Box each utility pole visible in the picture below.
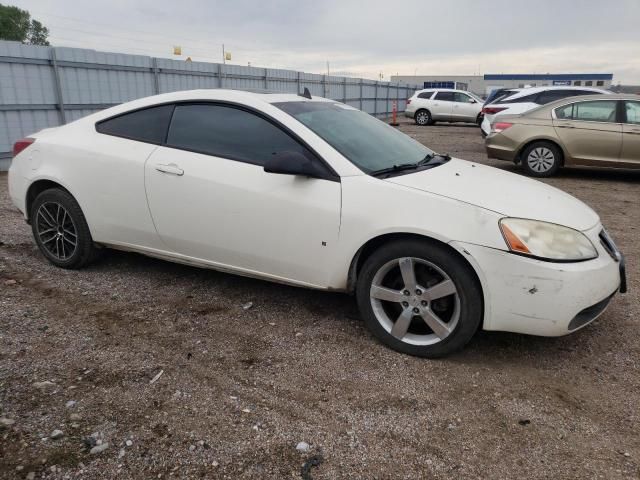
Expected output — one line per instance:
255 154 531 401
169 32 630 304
222 44 226 64
327 61 330 76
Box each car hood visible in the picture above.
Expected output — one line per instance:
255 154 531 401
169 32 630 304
385 159 599 231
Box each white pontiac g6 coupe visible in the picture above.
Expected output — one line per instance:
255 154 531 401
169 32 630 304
8 89 626 357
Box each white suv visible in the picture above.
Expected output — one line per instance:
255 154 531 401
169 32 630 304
480 86 611 136
405 88 484 126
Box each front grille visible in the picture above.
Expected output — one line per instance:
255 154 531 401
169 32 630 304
568 292 616 331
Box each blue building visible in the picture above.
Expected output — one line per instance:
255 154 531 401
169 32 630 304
391 73 614 97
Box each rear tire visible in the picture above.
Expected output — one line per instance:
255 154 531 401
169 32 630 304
30 188 99 269
356 240 483 358
414 109 433 126
521 141 562 177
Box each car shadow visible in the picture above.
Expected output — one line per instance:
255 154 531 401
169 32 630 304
487 162 640 183
553 166 640 182
431 123 479 129
88 249 610 366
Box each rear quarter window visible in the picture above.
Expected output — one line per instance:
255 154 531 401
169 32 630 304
96 105 174 144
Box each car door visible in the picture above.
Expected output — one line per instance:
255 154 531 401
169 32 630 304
621 100 640 165
553 100 622 165
430 91 454 120
144 102 341 288
451 92 479 122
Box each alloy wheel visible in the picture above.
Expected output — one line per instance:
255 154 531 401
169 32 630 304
416 112 429 125
527 147 555 173
36 202 78 261
369 257 460 346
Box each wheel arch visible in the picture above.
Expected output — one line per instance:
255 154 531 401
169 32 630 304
516 138 567 166
346 232 487 329
347 233 481 291
25 178 74 223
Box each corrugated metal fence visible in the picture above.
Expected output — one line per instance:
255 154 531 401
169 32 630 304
0 40 419 171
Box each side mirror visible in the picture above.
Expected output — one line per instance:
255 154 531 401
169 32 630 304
468 98 476 103
264 151 324 178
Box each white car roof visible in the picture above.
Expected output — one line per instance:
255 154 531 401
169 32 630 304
502 86 610 101
415 88 469 93
75 89 334 124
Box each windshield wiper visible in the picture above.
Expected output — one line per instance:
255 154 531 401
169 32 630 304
369 163 421 178
417 152 451 166
370 153 452 178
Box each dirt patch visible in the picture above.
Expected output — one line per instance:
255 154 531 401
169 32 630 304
0 121 639 479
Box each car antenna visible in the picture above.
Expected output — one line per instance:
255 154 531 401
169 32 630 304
299 87 312 100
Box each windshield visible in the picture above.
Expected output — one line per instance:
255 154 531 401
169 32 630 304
273 101 435 174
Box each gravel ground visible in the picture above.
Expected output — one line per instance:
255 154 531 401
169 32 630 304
1 118 639 479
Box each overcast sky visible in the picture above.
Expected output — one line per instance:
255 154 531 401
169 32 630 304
10 0 640 83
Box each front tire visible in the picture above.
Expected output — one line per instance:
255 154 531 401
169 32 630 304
31 188 98 269
356 240 482 358
521 141 562 177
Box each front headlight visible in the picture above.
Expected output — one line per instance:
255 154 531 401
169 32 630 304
499 218 597 261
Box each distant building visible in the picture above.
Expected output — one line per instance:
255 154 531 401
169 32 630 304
391 73 614 97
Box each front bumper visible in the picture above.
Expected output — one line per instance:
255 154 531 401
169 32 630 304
451 225 624 337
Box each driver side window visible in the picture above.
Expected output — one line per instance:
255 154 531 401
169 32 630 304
434 92 455 102
166 103 312 166
453 92 472 103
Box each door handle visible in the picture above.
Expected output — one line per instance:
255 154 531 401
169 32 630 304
155 163 184 176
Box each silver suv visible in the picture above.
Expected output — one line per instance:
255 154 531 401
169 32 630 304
405 88 484 126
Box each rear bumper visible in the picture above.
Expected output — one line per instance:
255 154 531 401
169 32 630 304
8 158 28 217
480 116 492 135
451 226 623 337
485 131 520 162
485 141 518 162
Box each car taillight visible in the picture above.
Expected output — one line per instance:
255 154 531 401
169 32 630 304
492 122 513 133
482 106 507 115
407 99 411 104
13 138 35 157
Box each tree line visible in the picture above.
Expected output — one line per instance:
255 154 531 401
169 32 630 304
0 3 50 46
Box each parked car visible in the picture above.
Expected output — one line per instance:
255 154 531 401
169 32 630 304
8 89 626 358
405 88 484 126
480 86 611 137
485 93 640 176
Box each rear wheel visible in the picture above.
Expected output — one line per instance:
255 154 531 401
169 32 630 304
31 188 98 269
356 240 483 358
521 141 562 177
414 110 433 126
